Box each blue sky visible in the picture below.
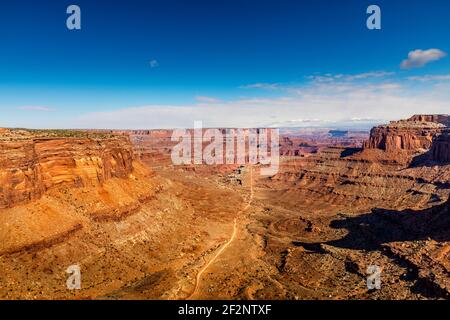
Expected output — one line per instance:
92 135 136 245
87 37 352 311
0 0 449 129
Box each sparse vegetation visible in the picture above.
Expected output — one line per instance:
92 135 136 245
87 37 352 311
0 128 119 140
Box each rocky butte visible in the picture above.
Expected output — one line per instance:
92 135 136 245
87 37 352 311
363 114 449 159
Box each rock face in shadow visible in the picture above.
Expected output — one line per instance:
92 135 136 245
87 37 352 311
0 134 134 208
431 131 450 163
301 197 450 250
410 130 450 166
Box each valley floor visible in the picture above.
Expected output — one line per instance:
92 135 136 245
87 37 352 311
0 158 449 300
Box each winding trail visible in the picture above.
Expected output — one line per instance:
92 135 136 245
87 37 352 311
187 166 253 299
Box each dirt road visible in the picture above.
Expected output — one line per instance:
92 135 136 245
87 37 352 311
187 166 253 299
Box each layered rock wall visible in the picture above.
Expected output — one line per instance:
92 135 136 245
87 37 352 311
363 115 449 156
0 137 134 208
363 125 442 152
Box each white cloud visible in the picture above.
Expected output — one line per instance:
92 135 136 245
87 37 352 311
74 79 450 129
149 59 159 68
195 96 221 103
60 67 450 129
350 117 381 122
16 106 53 111
241 72 395 93
307 71 394 82
240 83 280 90
267 118 325 128
400 49 447 69
408 74 450 82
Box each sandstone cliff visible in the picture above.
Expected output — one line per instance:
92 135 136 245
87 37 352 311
363 115 449 163
363 121 443 152
0 135 134 209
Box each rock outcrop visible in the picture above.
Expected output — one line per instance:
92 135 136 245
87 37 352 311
0 135 134 208
407 114 450 126
364 120 444 152
363 114 449 164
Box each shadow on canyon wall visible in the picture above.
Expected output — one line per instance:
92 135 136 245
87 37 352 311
410 131 450 168
339 148 361 158
294 197 450 252
293 197 450 298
